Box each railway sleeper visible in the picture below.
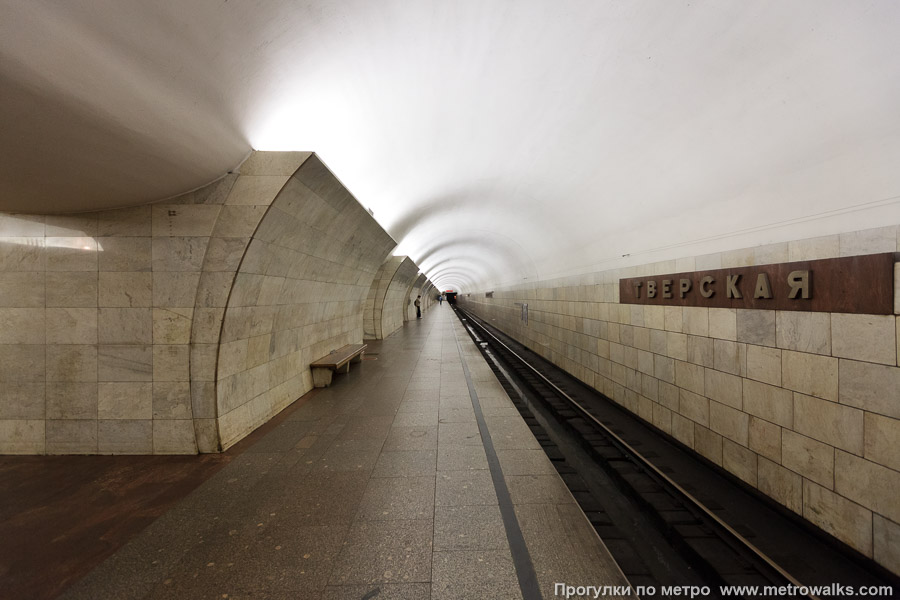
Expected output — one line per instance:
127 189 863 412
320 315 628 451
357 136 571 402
585 511 615 527
601 539 653 576
641 491 683 512
659 510 701 526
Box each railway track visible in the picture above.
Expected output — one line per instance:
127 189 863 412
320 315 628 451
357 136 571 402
454 306 898 600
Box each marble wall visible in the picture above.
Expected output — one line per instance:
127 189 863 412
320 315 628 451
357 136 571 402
363 256 422 340
405 274 436 321
214 156 396 448
0 151 398 455
459 226 900 575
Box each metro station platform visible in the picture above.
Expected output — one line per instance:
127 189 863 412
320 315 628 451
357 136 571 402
49 307 629 600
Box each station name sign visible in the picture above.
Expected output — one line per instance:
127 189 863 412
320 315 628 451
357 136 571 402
619 253 895 314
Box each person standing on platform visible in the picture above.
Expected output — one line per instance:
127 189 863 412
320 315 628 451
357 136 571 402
439 294 443 306
415 295 422 319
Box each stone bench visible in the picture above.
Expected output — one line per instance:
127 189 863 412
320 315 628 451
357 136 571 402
310 343 368 387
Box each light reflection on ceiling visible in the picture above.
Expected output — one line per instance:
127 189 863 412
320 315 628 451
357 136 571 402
2 1 899 291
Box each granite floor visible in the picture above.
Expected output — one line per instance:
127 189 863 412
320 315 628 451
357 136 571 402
52 307 630 600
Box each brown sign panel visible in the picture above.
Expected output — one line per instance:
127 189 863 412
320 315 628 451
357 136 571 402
619 253 895 314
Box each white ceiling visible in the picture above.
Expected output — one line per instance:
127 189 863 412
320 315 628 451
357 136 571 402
2 0 899 291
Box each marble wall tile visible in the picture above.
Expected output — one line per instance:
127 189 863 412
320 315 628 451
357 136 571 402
704 369 742 409
191 381 216 419
202 237 249 272
190 344 217 382
895 265 899 316
0 308 45 343
152 419 197 454
98 419 152 454
710 401 749 446
708 308 736 341
45 240 97 271
665 332 687 361
782 430 834 488
238 151 310 176
722 439 757 485
793 392 863 455
742 379 792 428
191 308 225 344
46 308 94 344
0 344 45 382
758 457 801 513
98 382 152 420
713 340 747 377
694 425 722 465
682 307 709 337
45 272 97 307
748 417 781 463
46 383 98 420
0 238 46 273
152 345 190 382
781 350 838 401
788 235 840 261
195 272 234 308
746 345 782 386
151 205 220 237
0 272 44 307
152 272 201 307
671 413 694 447
98 308 152 344
224 175 290 206
151 237 209 272
864 412 900 472
736 310 776 347
694 253 722 271
0 383 45 419
97 237 152 272
753 242 789 266
687 335 713 368
211 206 267 238
776 311 831 355
831 314 896 366
44 215 98 237
46 345 97 382
152 382 192 419
46 419 97 453
0 419 45 453
835 451 900 523
98 345 153 382
874 515 900 575
98 272 152 307
839 360 900 418
97 206 151 236
839 226 897 257
152 308 193 344
193 418 219 453
653 355 675 384
0 215 45 237
674 361 704 395
679 388 709 426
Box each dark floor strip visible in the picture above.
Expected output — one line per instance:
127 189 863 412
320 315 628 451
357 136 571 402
452 323 542 600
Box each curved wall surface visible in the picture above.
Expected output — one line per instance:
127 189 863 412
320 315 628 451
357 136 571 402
405 274 428 321
459 228 900 575
363 256 421 340
214 156 396 448
0 151 397 454
363 257 402 339
382 258 422 338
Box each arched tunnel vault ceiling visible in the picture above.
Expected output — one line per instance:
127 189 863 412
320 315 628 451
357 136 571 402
2 2 900 288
